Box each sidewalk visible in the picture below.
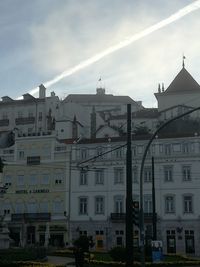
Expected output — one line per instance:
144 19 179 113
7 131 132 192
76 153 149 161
47 256 75 266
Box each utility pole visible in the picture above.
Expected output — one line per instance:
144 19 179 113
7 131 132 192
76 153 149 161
152 156 157 240
126 104 133 267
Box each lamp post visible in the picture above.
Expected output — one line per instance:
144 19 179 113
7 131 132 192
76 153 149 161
126 104 133 267
139 106 200 267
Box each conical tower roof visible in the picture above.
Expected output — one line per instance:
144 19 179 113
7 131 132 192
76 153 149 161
164 67 200 94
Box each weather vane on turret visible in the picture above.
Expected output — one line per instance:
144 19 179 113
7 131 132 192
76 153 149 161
182 54 186 68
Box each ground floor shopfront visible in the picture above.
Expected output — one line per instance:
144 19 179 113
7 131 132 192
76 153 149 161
69 218 200 256
161 219 200 256
8 214 68 247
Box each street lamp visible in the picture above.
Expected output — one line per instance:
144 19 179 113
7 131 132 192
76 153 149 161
139 106 200 267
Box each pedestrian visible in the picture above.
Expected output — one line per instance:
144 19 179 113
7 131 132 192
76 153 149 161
74 246 84 267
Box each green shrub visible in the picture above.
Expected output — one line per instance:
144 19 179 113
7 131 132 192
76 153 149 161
109 247 126 262
0 247 46 261
73 236 90 252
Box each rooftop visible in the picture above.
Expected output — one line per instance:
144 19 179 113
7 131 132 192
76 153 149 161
164 67 200 94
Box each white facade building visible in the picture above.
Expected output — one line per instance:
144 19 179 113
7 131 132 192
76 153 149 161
68 133 200 254
0 63 200 256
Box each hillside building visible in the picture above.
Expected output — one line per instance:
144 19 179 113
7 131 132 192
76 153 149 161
0 63 200 256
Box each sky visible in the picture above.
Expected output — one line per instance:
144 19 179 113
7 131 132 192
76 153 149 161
0 0 200 107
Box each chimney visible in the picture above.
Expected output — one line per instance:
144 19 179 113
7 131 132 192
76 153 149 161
39 84 46 98
158 83 161 93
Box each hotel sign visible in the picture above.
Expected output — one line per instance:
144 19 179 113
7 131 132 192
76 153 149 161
16 189 49 194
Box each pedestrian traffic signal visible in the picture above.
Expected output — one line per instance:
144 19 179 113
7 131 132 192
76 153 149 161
133 201 140 227
0 157 4 173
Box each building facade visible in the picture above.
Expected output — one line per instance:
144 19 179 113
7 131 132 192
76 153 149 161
0 63 200 256
1 133 70 247
69 133 200 255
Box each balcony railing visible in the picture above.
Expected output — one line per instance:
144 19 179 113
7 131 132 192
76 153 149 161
0 119 9 126
110 212 156 222
110 213 126 221
11 213 51 222
15 117 35 125
27 156 40 165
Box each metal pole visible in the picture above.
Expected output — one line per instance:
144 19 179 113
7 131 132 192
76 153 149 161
139 106 200 267
152 156 157 240
126 104 133 267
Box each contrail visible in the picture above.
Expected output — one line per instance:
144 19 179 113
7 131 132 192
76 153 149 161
28 0 200 96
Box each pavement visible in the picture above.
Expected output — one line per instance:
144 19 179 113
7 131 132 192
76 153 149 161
47 256 75 266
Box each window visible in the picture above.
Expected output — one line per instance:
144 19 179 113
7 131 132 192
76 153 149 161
15 202 24 213
55 179 62 184
79 197 88 215
144 167 152 182
95 170 104 185
79 230 87 236
29 174 37 185
38 112 42 121
27 200 37 213
165 195 175 213
41 174 50 185
17 175 24 186
3 202 11 215
55 172 63 185
144 195 152 213
182 166 191 181
97 239 104 249
132 167 138 183
115 148 123 158
114 168 124 184
164 144 171 155
53 199 63 214
137 145 143 154
80 148 88 159
95 196 104 214
182 143 189 153
19 151 24 159
164 166 173 182
40 201 48 213
80 170 88 185
96 147 105 159
114 196 124 213
183 195 193 213
4 175 12 186
96 230 104 235
185 230 195 254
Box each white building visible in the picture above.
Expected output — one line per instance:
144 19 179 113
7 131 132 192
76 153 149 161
65 64 200 254
68 131 200 254
0 63 200 256
1 133 70 247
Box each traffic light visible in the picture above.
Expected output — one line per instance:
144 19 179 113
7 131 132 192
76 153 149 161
0 157 4 173
88 236 94 248
133 201 140 227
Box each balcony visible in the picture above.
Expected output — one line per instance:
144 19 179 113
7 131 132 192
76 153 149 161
15 117 35 125
0 119 9 126
11 213 51 222
110 212 156 223
110 213 126 221
27 156 40 165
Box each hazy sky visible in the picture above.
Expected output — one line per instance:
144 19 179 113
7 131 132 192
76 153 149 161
0 0 200 107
